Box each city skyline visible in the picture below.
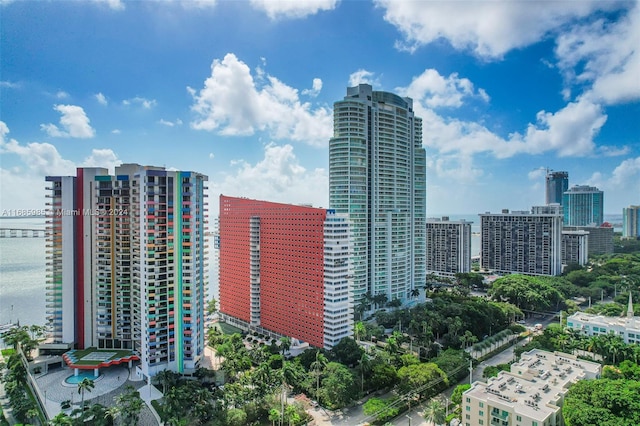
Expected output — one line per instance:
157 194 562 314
1 1 639 216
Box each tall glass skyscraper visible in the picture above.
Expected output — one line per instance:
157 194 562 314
545 170 568 205
329 84 426 307
562 185 604 226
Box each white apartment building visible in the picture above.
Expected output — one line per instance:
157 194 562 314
329 84 426 306
561 230 589 267
567 294 640 344
426 217 472 277
463 349 601 426
480 206 563 276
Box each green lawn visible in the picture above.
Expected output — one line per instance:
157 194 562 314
216 322 244 335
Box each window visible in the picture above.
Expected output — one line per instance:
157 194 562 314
466 406 471 412
516 416 522 421
479 410 484 416
466 397 471 403
480 402 484 408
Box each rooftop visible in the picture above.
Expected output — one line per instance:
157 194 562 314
568 312 640 331
465 350 601 422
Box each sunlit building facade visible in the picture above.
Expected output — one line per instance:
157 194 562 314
329 84 426 308
45 164 208 377
217 195 353 349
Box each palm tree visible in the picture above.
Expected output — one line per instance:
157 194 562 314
354 321 366 341
358 351 371 394
77 377 95 414
310 351 328 399
155 368 177 394
48 412 74 425
279 336 292 356
268 408 280 426
424 398 446 426
410 287 421 299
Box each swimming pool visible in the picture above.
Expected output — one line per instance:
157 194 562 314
64 370 101 384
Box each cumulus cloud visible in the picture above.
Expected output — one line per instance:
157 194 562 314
375 0 617 59
555 3 640 105
1 121 123 210
123 96 157 109
56 91 69 99
189 53 332 146
40 104 96 139
528 167 547 181
249 0 338 19
397 69 489 108
301 78 323 97
158 118 183 127
401 67 609 160
210 142 328 215
348 69 379 87
81 148 122 173
95 92 108 106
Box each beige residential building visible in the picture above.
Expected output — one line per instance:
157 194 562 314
463 349 600 426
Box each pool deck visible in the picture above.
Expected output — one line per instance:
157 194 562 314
35 364 161 425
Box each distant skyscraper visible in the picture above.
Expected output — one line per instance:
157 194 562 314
426 217 472 277
622 205 640 239
329 84 426 307
217 196 353 349
546 170 569 205
480 205 563 276
562 185 604 226
46 164 208 378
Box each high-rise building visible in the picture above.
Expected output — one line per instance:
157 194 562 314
480 205 563 276
217 195 353 349
561 230 589 267
562 185 604 226
45 164 208 378
622 205 640 239
426 217 472 277
545 170 569 205
563 224 614 256
329 84 426 307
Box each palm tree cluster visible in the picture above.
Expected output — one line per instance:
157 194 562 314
0 351 38 423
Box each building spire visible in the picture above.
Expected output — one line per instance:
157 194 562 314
628 292 635 318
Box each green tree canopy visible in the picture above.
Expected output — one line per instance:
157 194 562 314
563 379 640 426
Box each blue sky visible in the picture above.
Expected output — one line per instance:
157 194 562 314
1 0 639 216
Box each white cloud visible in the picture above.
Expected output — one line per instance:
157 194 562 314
587 156 640 210
0 121 122 211
40 104 96 139
301 78 323 97
397 69 488 108
92 0 124 11
375 0 617 59
209 153 215 159
528 167 547 181
81 148 122 173
95 92 108 106
0 80 19 89
56 90 69 99
189 53 332 146
123 96 157 109
348 69 379 87
111 129 121 134
158 118 183 127
249 0 338 19
210 142 328 215
555 4 640 105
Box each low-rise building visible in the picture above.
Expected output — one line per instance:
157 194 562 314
567 294 640 344
463 349 600 426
